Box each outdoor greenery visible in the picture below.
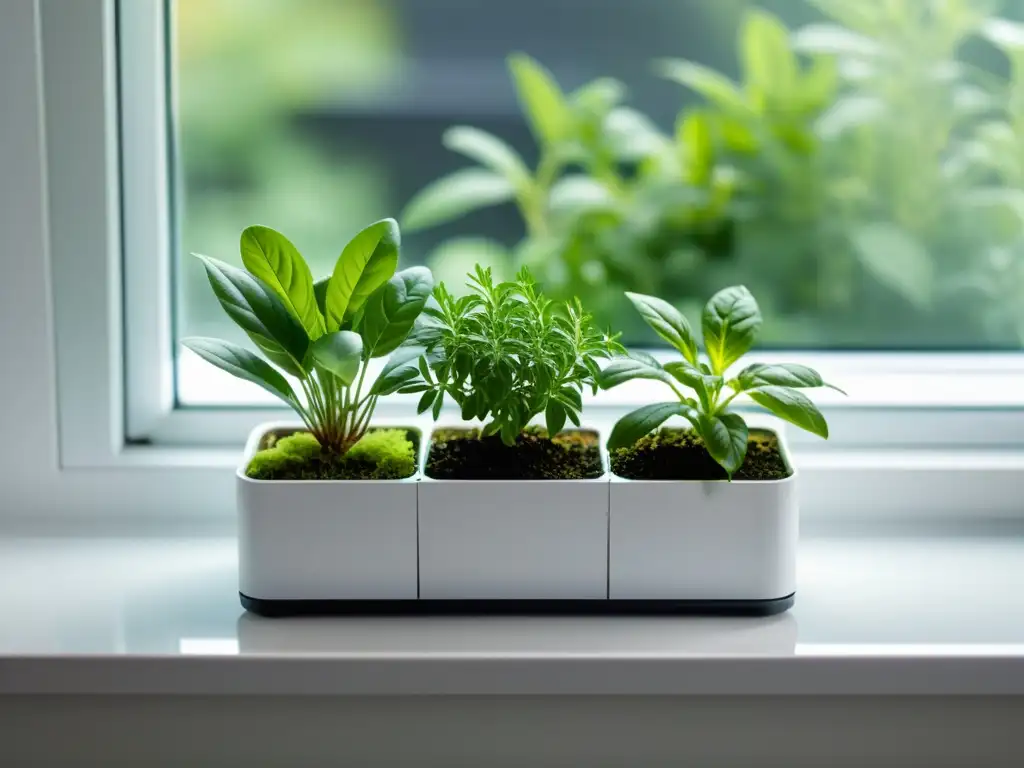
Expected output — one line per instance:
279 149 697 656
400 0 1024 347
177 0 1024 359
600 286 842 477
183 219 433 455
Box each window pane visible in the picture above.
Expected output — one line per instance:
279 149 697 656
173 0 1024 400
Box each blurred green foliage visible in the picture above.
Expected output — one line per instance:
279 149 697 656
177 0 1024 350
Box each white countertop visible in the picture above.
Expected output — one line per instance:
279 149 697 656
1 533 1023 695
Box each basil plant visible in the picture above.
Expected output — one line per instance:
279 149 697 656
183 219 433 455
599 286 843 477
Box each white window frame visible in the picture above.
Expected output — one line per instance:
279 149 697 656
4 0 1024 528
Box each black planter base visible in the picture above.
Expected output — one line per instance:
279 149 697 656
240 592 795 618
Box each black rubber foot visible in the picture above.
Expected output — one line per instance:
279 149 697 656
240 592 795 618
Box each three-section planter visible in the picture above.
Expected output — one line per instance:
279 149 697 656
238 420 798 616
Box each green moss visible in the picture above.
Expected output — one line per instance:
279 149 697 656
611 428 790 481
246 428 417 481
426 426 603 480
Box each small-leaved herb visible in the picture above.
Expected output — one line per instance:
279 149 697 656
391 265 622 445
600 286 844 477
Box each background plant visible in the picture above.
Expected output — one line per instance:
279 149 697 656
183 219 433 454
380 265 621 444
600 286 842 477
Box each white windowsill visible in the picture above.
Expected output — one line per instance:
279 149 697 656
1 531 1022 696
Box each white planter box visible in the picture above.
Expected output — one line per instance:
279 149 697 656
608 428 797 608
417 428 610 600
237 421 419 610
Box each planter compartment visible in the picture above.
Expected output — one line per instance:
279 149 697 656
237 421 419 611
609 428 797 608
417 428 609 600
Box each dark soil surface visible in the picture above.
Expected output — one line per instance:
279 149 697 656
611 428 790 481
426 427 603 480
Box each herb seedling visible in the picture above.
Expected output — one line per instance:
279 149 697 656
183 219 433 454
600 286 843 477
383 265 621 445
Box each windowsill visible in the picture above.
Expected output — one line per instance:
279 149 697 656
1 531 1022 696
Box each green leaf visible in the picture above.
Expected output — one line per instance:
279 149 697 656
313 276 330 318
663 360 704 389
605 106 667 161
402 169 516 232
791 23 882 58
372 346 426 396
852 223 934 311
748 385 829 438
735 363 845 393
697 411 749 477
545 400 567 437
598 355 673 390
607 402 695 451
547 176 617 217
741 10 797 99
508 53 573 146
443 126 531 187
701 285 762 375
310 331 363 385
239 226 324 339
361 267 435 358
181 337 297 406
625 292 698 363
431 388 445 420
193 254 310 376
325 219 400 332
417 389 435 415
656 59 750 114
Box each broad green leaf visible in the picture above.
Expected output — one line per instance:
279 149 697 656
607 402 696 451
194 254 310 376
626 292 698 363
605 107 667 161
663 360 704 389
372 346 426 396
239 226 324 339
361 267 435 358
571 77 626 117
698 411 749 477
852 223 934 311
597 355 672 390
325 219 400 332
748 385 829 438
181 337 297 406
735 363 845 393
815 95 885 139
547 175 617 217
741 10 797 100
702 285 762 375
545 400 567 437
508 53 573 146
402 169 516 232
791 23 881 57
313 276 330 318
657 59 749 114
310 331 363 385
443 126 531 187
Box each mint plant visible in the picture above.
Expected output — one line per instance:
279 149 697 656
183 220 433 455
379 265 621 445
600 286 842 477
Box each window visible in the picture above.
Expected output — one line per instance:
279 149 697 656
17 0 1024 517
